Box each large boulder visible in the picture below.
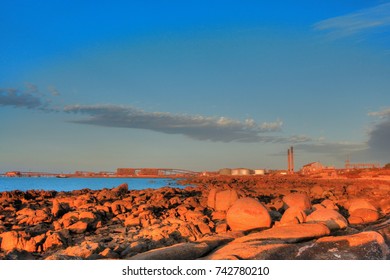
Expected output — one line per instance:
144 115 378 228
207 189 239 211
306 209 348 230
226 197 271 231
0 231 36 253
130 242 211 260
379 199 390 215
233 223 331 244
349 209 380 225
347 199 380 225
283 193 311 211
16 208 51 226
310 186 324 199
348 199 377 213
279 207 306 225
298 231 389 260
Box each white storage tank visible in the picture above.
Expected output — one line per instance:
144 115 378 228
254 169 265 175
231 168 252 176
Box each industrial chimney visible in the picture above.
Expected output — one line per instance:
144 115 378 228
287 146 294 174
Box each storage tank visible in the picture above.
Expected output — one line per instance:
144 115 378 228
231 169 240 176
239 168 251 175
254 169 265 175
219 168 232 175
231 168 251 176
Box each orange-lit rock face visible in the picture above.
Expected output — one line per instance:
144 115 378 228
207 189 239 211
231 223 331 244
349 208 379 224
279 207 306 225
0 176 389 260
282 193 311 211
348 199 377 213
226 197 271 231
310 185 324 199
306 209 348 230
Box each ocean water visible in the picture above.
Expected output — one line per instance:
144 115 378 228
0 177 182 192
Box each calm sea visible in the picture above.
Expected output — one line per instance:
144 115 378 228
0 177 182 192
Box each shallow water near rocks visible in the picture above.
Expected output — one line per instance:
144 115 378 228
0 177 181 192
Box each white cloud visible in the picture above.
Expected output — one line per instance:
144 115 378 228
63 104 297 143
368 107 390 118
314 3 390 38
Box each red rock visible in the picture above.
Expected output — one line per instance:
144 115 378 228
17 209 51 226
215 190 239 211
234 223 331 244
63 241 102 259
226 197 271 231
67 221 88 234
283 193 311 211
0 231 36 253
0 231 25 252
306 209 348 230
215 222 228 234
60 211 79 228
78 211 97 223
112 183 128 197
184 210 204 222
211 211 226 221
312 204 326 211
207 189 218 209
208 189 239 211
320 199 338 210
124 217 140 227
43 232 66 251
348 216 365 225
379 199 390 214
349 208 379 224
279 207 306 225
196 222 211 235
310 186 324 198
51 199 70 218
313 231 389 260
99 248 119 259
348 199 377 213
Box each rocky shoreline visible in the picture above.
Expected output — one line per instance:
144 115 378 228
0 175 389 260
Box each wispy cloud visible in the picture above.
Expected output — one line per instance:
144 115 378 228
64 104 308 143
368 107 390 118
295 141 367 155
314 3 390 39
0 87 46 109
0 84 61 112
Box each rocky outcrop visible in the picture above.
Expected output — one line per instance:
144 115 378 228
0 176 389 260
226 198 271 231
282 193 311 212
306 209 348 230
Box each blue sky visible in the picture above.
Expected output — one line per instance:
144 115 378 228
1 0 390 173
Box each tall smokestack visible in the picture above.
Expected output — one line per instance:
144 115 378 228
287 148 291 173
290 146 294 173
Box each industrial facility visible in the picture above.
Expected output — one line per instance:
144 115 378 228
218 168 266 176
